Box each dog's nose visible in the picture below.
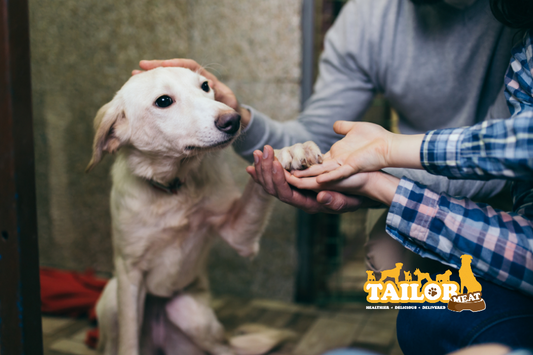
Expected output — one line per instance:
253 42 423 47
215 112 241 135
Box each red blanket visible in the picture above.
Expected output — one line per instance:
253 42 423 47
40 267 107 348
40 267 108 318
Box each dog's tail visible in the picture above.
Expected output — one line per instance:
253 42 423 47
229 324 296 355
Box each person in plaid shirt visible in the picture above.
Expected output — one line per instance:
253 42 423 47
282 2 533 354
253 22 533 301
290 31 533 297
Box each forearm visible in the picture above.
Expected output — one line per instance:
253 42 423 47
421 116 533 180
386 177 533 296
233 106 317 162
238 105 252 128
383 167 506 199
387 133 424 169
363 172 400 206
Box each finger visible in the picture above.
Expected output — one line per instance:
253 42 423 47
285 174 322 191
139 59 200 72
317 191 363 213
272 161 295 200
139 59 196 70
139 59 219 81
293 159 340 177
316 164 358 184
139 59 167 70
253 151 266 187
132 70 144 76
260 146 276 195
271 174 323 214
283 188 323 214
246 166 258 182
333 121 358 135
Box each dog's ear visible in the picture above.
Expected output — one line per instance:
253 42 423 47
86 98 128 172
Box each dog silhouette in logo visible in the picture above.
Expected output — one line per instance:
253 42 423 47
414 268 432 283
404 271 412 282
366 270 376 282
379 263 403 284
459 255 482 294
436 270 452 283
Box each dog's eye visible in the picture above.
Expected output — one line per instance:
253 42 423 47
201 81 210 93
155 95 173 108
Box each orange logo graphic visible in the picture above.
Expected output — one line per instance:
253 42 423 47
363 254 486 312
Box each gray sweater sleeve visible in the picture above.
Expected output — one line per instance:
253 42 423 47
232 0 506 200
233 0 376 161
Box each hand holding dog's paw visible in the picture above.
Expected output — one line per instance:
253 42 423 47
274 141 323 171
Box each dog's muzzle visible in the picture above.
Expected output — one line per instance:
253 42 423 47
215 112 241 135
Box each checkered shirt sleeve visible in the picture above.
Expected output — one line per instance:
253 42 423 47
421 31 533 180
385 31 533 296
420 116 533 180
505 31 533 117
386 178 533 296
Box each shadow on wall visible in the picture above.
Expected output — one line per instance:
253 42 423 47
30 0 302 301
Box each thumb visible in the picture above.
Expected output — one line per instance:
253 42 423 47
317 191 362 213
333 121 357 135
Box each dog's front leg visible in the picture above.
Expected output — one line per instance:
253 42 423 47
115 256 146 355
218 178 273 258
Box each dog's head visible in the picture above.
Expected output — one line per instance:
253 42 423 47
404 271 411 277
395 263 403 268
86 67 240 172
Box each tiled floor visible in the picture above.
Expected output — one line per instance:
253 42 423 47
42 297 403 355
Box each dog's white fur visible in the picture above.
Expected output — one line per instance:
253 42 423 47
87 67 320 355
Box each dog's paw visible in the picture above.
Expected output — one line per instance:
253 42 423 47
274 141 323 171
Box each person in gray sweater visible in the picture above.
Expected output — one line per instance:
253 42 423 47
139 0 517 274
137 0 533 352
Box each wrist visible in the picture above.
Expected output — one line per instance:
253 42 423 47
388 133 424 169
365 173 400 206
239 105 251 129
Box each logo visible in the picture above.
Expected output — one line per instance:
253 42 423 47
363 255 486 312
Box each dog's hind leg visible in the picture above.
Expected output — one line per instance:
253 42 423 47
96 278 119 355
165 279 234 355
162 319 205 355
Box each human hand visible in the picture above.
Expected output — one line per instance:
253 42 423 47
294 121 423 183
286 169 400 206
246 146 380 214
133 59 251 126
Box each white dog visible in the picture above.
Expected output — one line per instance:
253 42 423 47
87 67 321 355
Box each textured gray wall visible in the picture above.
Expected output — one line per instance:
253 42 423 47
30 0 302 301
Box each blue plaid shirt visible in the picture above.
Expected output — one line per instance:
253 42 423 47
385 31 533 296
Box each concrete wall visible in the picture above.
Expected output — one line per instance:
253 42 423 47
30 0 302 301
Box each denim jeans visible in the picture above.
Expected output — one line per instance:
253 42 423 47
396 271 533 355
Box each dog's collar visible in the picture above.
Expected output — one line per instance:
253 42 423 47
148 178 183 194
